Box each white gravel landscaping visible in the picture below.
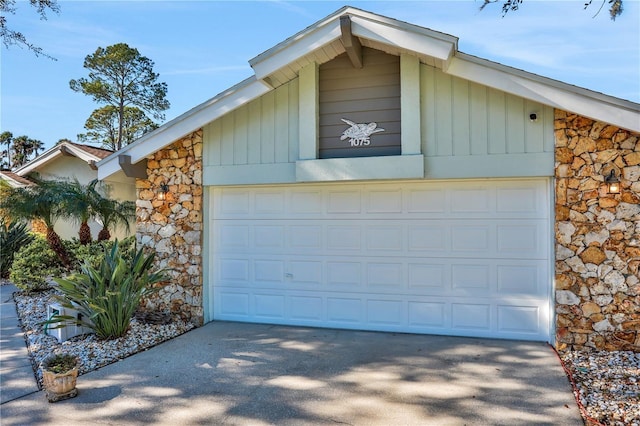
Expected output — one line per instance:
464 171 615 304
12 287 194 387
560 350 639 426
7 283 639 425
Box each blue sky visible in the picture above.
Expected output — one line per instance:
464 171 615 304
1 1 639 152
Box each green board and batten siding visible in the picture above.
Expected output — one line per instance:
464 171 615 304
202 56 554 185
421 65 554 178
203 79 300 184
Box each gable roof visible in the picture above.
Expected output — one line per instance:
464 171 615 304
0 171 35 187
97 5 640 180
15 141 113 177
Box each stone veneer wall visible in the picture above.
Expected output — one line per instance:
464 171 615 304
555 110 640 351
135 130 204 326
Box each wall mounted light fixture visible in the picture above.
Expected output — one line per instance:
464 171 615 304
157 183 169 201
529 113 538 122
605 169 621 194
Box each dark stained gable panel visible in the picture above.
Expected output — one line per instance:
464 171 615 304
319 47 401 159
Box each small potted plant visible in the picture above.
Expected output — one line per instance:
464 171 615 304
41 353 79 402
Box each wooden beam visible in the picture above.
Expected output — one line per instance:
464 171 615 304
340 15 363 69
59 145 75 157
118 155 147 179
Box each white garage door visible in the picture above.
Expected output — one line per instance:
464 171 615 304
209 179 551 341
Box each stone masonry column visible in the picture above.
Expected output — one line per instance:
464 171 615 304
135 130 204 326
554 111 640 351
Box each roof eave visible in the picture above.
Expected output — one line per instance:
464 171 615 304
14 142 102 177
97 76 271 180
447 53 640 133
249 6 458 80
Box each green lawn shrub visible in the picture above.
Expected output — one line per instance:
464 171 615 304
0 218 35 278
9 235 137 293
10 235 66 292
67 236 136 270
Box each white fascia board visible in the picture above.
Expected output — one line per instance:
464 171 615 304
350 15 456 64
97 77 271 180
15 142 103 176
249 6 458 79
249 6 349 69
15 148 64 176
448 53 640 133
250 20 342 80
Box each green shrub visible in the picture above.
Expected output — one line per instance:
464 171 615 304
49 241 168 340
10 235 66 292
66 236 136 271
0 218 35 278
9 235 138 293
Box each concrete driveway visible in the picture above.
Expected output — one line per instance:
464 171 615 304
0 321 582 425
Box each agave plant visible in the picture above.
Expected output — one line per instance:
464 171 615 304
48 241 168 339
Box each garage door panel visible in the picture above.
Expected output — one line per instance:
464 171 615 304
254 260 285 283
218 292 250 317
496 185 546 216
497 263 543 295
451 225 492 252
211 179 551 341
327 190 363 213
216 255 547 297
213 288 551 340
450 188 493 213
367 188 403 213
497 305 541 334
214 180 549 220
327 226 361 250
218 190 251 215
218 219 546 259
290 190 324 214
367 299 404 325
288 261 323 284
254 294 286 319
219 258 250 282
408 263 447 290
290 296 323 321
366 225 403 251
407 188 447 213
255 191 286 214
408 301 448 328
219 225 250 249
327 298 363 323
290 225 322 249
452 303 492 330
408 225 448 251
366 262 404 289
451 264 491 293
327 261 362 287
254 225 285 248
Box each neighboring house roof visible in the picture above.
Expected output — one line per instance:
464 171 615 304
15 142 113 177
0 171 35 187
97 5 640 180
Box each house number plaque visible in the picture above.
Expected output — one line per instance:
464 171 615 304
340 118 384 147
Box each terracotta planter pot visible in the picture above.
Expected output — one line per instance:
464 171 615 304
42 367 78 402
